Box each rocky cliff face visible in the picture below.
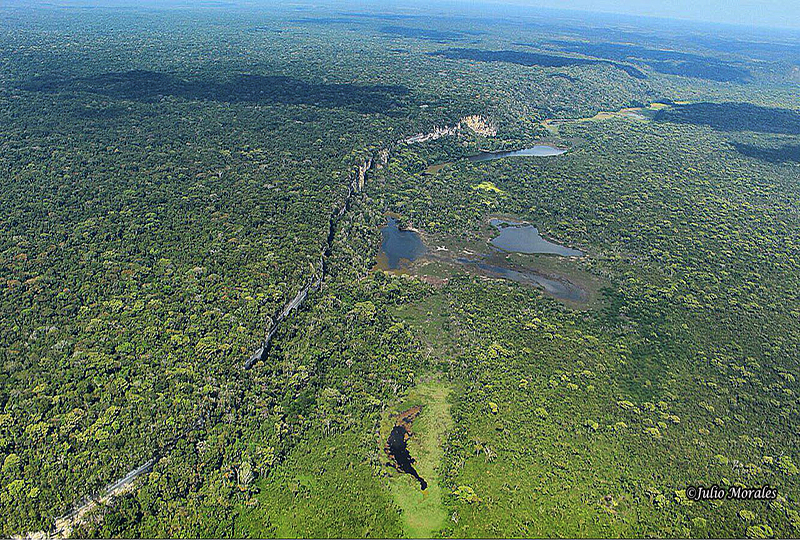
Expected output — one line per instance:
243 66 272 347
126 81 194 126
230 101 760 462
460 114 497 136
354 156 373 193
37 114 497 538
402 114 496 144
402 124 460 144
247 115 496 369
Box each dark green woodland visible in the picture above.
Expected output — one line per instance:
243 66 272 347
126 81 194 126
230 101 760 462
1 1 799 538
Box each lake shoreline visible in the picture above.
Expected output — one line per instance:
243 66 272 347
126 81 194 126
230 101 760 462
376 215 594 305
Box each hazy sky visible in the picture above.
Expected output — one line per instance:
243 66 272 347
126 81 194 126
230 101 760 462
12 0 800 31
489 0 799 30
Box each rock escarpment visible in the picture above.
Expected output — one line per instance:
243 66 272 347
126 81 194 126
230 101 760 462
245 115 494 369
35 115 495 538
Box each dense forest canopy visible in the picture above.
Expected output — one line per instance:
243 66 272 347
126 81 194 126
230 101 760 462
0 1 799 538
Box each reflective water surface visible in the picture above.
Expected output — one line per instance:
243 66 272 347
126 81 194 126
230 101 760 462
489 218 584 257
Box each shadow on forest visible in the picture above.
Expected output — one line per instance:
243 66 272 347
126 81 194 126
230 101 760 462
431 48 647 79
732 142 800 164
22 70 412 114
380 25 466 42
654 102 800 135
540 41 751 83
547 72 578 83
290 17 361 25
687 34 800 61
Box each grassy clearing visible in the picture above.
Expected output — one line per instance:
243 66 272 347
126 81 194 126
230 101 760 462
383 380 453 538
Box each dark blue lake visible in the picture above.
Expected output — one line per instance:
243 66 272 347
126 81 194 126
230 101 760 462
381 217 427 269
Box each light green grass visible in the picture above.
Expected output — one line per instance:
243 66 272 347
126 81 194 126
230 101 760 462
384 381 453 538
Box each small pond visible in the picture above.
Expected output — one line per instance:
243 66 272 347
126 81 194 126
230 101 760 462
385 406 427 490
381 216 427 269
489 218 584 257
468 143 566 162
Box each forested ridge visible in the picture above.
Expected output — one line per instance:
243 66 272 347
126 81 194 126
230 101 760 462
1 2 799 538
